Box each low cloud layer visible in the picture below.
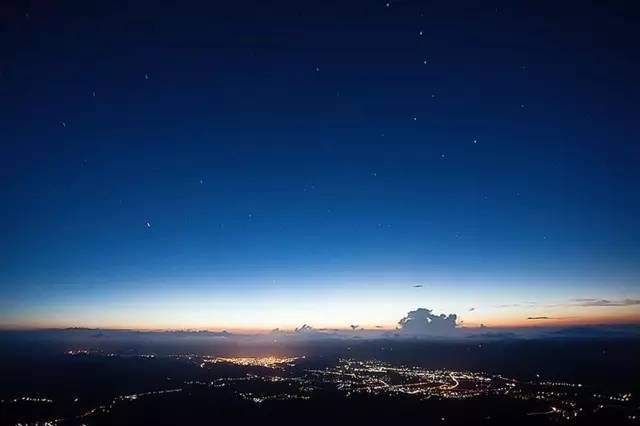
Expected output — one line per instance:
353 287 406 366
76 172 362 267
572 298 640 307
495 302 537 308
397 308 459 336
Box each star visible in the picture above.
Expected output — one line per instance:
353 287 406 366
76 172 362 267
145 221 152 228
419 30 423 36
61 122 67 127
144 73 150 80
315 67 320 72
473 139 478 144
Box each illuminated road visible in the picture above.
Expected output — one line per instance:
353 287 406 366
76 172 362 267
527 409 557 416
448 373 459 390
438 373 459 391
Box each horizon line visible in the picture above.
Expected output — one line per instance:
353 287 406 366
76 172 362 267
2 320 640 334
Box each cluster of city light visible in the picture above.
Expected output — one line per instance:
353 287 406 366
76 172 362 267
609 393 632 403
540 381 582 388
592 392 633 402
302 358 639 422
200 355 302 368
65 349 156 359
236 391 312 404
3 396 53 403
65 349 90 355
310 359 502 399
12 352 638 425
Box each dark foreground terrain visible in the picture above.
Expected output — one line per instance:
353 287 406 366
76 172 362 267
1 330 639 425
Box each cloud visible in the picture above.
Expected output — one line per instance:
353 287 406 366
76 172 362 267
527 316 552 320
495 302 537 308
468 307 476 311
572 298 640 307
412 284 424 288
397 308 459 336
350 324 360 331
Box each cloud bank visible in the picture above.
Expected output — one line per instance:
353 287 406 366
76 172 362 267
572 298 640 307
397 308 459 336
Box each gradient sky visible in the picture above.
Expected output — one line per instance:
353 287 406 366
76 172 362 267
2 0 639 330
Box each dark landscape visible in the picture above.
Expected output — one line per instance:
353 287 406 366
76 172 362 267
1 330 639 425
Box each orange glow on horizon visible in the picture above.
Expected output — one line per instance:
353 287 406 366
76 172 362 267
2 311 639 333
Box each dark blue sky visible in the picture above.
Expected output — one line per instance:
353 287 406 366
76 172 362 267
2 0 639 329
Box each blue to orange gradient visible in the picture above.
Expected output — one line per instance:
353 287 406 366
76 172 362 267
1 1 639 331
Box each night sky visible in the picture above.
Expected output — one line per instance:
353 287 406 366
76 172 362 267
2 0 639 330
